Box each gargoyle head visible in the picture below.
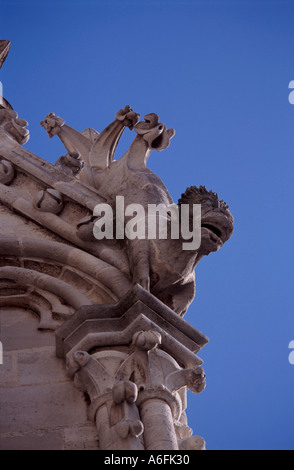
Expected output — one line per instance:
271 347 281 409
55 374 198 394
135 113 175 151
178 185 234 256
0 105 29 145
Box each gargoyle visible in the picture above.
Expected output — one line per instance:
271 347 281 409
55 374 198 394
152 185 233 315
41 107 234 316
40 105 140 186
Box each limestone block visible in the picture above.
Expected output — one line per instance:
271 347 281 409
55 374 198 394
0 352 17 386
0 431 63 450
17 349 67 385
0 382 89 433
62 424 99 450
0 308 55 351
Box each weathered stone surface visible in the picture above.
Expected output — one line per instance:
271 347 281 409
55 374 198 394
0 42 234 450
62 425 99 450
0 432 63 450
55 285 207 450
0 353 16 386
0 308 54 351
56 285 208 371
17 349 67 385
0 382 89 433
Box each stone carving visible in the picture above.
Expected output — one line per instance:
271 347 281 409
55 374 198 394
33 188 64 214
76 215 98 242
0 107 29 145
66 350 145 450
62 323 206 450
0 159 14 185
55 152 84 176
41 107 233 316
0 41 234 450
56 286 208 450
110 381 144 441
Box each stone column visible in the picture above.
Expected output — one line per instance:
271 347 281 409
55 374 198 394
55 285 208 451
139 398 178 450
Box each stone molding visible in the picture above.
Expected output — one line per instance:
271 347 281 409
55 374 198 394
0 41 234 449
56 285 207 450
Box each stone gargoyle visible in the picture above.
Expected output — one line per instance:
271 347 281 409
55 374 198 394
41 106 234 316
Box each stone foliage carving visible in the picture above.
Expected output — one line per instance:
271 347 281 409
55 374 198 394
56 286 208 450
63 327 206 450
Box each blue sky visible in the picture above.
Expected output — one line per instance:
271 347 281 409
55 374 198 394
1 0 293 450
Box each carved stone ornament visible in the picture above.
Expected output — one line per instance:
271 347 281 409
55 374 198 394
33 188 64 214
38 105 234 316
0 41 234 451
55 152 84 176
55 285 209 450
0 159 14 185
76 215 98 242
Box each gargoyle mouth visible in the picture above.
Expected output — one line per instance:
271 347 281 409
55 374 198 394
201 223 222 239
201 222 224 246
135 113 175 151
201 209 233 248
150 126 169 150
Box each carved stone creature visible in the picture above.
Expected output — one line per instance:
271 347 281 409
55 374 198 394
55 152 84 176
154 186 233 314
0 106 29 145
41 106 234 315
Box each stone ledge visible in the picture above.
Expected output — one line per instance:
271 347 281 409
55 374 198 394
55 284 208 369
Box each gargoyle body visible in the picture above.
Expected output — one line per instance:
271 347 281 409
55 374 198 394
41 107 234 316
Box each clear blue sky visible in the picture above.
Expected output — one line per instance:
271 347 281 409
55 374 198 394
1 0 293 450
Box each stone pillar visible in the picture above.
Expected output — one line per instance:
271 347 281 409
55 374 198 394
55 285 209 451
139 398 178 450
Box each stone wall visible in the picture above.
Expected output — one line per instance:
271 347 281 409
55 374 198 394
0 307 99 450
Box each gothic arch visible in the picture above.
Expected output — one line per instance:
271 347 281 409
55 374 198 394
0 236 132 330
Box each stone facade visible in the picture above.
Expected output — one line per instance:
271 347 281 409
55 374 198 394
0 41 233 450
